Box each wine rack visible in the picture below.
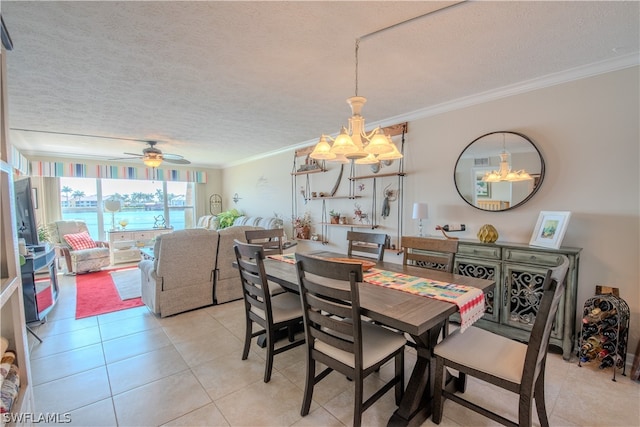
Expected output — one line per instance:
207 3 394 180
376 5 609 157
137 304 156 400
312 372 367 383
578 293 630 381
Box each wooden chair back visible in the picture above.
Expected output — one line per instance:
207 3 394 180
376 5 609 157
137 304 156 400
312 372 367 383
401 236 458 273
346 231 387 262
245 228 284 256
294 253 405 427
234 240 274 324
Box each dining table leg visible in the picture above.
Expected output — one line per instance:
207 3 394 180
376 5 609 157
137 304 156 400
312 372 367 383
388 321 445 427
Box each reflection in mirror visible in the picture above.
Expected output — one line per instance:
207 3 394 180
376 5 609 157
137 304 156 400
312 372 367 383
454 131 545 211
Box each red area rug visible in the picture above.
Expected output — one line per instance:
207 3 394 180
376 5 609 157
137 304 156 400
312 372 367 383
75 268 144 319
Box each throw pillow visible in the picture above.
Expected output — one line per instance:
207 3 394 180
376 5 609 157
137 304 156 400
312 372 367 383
63 231 97 250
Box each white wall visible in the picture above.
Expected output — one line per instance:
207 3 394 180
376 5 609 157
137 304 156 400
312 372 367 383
223 66 640 351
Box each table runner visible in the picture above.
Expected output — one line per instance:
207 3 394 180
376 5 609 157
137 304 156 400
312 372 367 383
266 254 485 332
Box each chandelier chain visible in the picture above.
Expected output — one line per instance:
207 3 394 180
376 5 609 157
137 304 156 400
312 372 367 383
354 39 360 96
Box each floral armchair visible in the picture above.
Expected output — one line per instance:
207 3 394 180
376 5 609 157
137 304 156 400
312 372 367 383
47 220 110 274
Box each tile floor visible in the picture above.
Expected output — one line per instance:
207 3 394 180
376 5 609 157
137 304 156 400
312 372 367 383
28 268 639 427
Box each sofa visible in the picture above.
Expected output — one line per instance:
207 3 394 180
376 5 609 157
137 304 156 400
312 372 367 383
197 215 284 231
140 216 283 316
139 229 218 317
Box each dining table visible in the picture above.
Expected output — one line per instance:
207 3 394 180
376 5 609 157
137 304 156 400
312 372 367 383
260 251 495 427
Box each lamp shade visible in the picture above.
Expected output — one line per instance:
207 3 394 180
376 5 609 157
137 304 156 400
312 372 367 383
104 199 122 212
412 202 428 220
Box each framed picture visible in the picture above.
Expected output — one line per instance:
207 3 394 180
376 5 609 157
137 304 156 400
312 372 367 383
475 171 491 198
529 211 571 249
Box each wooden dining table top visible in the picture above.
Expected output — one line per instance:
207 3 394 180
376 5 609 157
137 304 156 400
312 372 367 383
262 251 495 338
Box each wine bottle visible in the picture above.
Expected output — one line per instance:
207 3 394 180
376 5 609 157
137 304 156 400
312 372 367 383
441 224 466 232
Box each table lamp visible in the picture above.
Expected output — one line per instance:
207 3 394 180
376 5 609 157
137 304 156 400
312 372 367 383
412 202 428 237
104 199 122 231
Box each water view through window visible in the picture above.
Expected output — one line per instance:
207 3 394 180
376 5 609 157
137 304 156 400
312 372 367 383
60 177 194 239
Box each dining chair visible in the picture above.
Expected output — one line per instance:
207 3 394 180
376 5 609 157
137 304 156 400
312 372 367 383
432 255 570 427
233 240 305 383
294 253 406 427
243 229 287 296
346 230 387 262
401 236 458 272
245 228 285 256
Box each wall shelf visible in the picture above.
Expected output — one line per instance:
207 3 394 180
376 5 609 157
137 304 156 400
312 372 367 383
320 222 379 229
349 172 406 180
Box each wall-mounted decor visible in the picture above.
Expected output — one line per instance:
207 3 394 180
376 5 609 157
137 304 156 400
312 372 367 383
529 211 571 249
454 131 545 211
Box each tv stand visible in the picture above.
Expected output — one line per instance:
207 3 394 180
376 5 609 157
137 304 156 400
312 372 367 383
21 246 59 324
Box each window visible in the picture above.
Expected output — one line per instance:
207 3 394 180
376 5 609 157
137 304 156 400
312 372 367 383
60 177 195 239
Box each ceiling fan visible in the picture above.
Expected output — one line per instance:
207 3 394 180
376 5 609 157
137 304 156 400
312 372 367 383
111 140 191 167
10 128 191 167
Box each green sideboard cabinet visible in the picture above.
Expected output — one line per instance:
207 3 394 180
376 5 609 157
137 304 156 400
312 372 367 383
453 240 581 360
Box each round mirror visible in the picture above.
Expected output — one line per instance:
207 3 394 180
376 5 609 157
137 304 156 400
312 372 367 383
454 131 545 211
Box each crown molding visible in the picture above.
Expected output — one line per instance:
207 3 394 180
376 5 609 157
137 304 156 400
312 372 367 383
224 54 640 168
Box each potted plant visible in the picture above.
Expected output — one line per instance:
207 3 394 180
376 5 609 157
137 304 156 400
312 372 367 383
329 210 341 224
293 212 312 240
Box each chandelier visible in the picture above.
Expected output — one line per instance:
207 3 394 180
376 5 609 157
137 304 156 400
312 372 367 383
310 40 401 164
482 133 532 182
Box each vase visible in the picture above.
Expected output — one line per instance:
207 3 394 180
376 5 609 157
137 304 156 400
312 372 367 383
330 216 340 224
296 226 311 240
477 224 499 243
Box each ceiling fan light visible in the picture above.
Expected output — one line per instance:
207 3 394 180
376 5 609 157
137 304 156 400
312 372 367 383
310 135 336 160
143 155 163 168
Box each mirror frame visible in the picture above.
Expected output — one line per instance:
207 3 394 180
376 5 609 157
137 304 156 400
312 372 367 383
454 131 545 212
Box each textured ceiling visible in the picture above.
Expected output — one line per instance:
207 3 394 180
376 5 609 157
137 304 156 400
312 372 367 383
3 1 639 168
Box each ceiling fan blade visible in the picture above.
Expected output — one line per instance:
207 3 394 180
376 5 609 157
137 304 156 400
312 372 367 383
164 158 191 165
123 152 144 157
10 128 148 142
108 156 140 160
162 153 184 160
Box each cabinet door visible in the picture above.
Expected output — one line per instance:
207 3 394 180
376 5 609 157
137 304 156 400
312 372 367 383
454 256 501 323
503 262 565 339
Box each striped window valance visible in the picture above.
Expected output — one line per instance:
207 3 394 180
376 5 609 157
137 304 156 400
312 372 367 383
30 160 207 183
10 145 29 175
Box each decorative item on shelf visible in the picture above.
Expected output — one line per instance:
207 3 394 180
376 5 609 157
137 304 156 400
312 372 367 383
353 203 369 224
153 215 166 229
118 219 129 230
412 202 428 237
339 216 348 225
477 224 498 243
308 38 403 164
293 212 312 240
381 185 397 218
232 193 242 204
529 211 571 249
329 210 341 224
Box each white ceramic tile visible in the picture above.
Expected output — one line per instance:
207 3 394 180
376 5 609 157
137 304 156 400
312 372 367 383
98 311 161 341
162 402 230 427
31 343 105 385
33 366 112 414
107 345 189 395
102 327 173 364
29 325 103 359
112 371 211 427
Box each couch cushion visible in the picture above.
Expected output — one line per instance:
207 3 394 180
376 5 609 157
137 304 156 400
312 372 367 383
64 231 97 250
72 247 110 261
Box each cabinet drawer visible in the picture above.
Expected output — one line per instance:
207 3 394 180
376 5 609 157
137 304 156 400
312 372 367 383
504 249 564 267
458 244 501 260
110 232 134 242
134 231 154 240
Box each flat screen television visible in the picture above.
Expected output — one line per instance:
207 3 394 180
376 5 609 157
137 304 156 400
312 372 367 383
14 177 39 246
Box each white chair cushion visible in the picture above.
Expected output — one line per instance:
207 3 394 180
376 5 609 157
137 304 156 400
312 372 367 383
250 292 302 324
316 320 406 370
434 326 527 384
